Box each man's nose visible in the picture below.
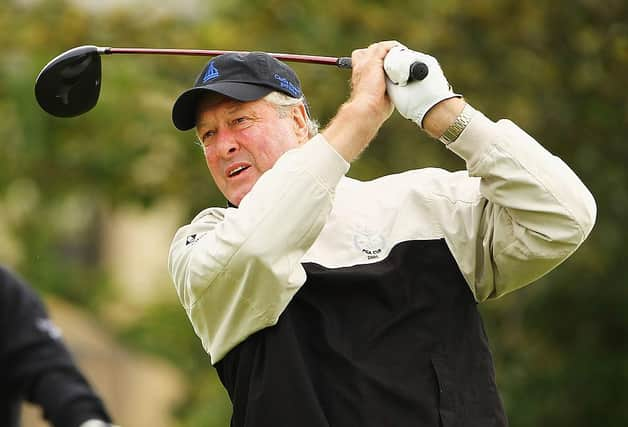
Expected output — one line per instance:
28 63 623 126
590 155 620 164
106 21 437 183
215 129 239 157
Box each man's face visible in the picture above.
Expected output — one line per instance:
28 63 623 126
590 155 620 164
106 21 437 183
195 95 307 206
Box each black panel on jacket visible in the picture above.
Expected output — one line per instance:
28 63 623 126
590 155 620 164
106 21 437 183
216 239 508 427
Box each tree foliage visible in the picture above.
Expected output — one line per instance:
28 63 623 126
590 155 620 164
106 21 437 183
1 0 626 425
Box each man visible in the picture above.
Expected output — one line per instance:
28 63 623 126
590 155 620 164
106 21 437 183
168 41 596 426
0 265 117 427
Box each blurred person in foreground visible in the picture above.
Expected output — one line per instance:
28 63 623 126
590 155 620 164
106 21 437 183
0 266 117 427
168 41 596 426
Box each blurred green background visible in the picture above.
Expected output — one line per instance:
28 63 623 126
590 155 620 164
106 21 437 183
1 0 627 426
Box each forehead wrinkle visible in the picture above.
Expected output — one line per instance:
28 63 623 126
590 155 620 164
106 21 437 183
196 98 243 129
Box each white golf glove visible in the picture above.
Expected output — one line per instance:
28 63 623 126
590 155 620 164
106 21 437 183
384 45 460 128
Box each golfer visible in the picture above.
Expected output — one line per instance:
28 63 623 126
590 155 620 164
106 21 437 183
168 41 596 426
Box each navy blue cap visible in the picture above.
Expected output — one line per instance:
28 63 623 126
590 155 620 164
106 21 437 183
172 51 303 131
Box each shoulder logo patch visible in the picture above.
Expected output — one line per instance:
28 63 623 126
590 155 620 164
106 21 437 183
36 318 63 340
185 232 206 246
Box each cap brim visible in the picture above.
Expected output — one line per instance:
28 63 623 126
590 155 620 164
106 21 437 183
172 82 274 131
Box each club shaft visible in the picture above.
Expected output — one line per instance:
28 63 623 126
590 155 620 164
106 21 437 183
102 47 351 68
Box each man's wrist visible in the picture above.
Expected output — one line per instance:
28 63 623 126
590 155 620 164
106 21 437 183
422 97 466 139
322 101 383 162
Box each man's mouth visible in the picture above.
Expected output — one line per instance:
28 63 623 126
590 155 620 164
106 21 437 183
227 164 251 178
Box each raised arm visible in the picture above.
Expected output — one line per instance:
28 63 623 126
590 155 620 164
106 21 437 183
384 46 597 300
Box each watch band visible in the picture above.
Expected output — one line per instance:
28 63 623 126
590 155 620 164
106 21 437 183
439 103 476 145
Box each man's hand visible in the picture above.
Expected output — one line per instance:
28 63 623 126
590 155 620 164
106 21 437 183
347 41 397 128
384 46 461 129
322 41 398 162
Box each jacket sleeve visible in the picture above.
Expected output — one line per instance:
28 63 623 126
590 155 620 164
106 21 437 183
435 111 596 302
0 267 113 427
168 135 350 363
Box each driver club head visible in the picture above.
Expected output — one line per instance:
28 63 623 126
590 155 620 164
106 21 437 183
34 45 102 117
36 45 421 119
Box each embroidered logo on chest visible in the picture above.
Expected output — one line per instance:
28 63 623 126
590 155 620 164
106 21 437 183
353 226 386 260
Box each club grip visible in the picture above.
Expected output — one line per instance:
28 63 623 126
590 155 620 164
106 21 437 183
336 57 428 82
408 61 429 81
336 57 352 69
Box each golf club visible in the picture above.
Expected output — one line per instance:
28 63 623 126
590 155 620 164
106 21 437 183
34 45 428 118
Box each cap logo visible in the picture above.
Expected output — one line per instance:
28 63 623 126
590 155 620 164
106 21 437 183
274 74 300 97
202 61 220 83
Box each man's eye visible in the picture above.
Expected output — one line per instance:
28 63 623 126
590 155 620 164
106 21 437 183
201 130 216 143
233 117 247 125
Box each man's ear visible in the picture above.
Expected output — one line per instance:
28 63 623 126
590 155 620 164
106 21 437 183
291 103 309 143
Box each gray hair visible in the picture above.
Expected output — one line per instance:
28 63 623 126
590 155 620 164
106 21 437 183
263 91 319 138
